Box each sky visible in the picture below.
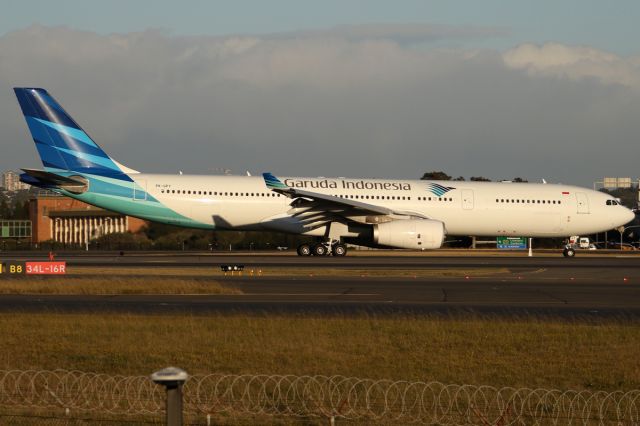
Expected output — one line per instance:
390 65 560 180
1 1 639 185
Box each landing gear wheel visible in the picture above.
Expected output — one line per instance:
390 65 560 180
563 247 576 258
297 244 312 256
332 243 347 257
312 243 328 256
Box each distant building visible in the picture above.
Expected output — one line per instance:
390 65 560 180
603 177 633 189
1 171 29 192
29 193 147 245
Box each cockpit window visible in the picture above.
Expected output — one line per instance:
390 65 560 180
606 200 619 206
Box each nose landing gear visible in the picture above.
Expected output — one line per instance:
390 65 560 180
562 246 576 258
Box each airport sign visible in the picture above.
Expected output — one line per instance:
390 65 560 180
1 261 66 275
497 236 527 249
26 262 66 275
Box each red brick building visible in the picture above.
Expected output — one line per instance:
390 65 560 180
29 194 147 244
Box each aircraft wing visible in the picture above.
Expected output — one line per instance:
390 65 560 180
262 173 427 230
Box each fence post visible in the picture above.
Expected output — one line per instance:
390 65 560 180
151 367 189 426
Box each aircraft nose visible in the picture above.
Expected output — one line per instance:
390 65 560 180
622 208 635 225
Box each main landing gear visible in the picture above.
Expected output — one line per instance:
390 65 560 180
297 241 347 257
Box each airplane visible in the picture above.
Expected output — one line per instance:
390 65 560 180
13 88 635 257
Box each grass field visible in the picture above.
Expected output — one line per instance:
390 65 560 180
1 312 638 392
0 276 241 294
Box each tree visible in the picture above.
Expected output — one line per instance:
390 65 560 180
12 200 30 220
0 195 9 219
512 177 528 183
470 176 491 182
421 171 451 181
452 176 466 181
94 231 152 250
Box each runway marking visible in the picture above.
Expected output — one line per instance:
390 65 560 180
536 289 568 304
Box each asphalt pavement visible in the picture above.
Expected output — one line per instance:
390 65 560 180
1 251 639 318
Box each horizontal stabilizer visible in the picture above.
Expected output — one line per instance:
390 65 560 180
20 168 89 193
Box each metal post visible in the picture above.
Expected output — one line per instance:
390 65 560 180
151 367 188 426
620 227 624 250
528 238 533 257
166 382 183 426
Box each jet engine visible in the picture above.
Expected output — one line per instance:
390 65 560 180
373 219 445 249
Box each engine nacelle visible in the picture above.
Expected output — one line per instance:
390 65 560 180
373 219 445 249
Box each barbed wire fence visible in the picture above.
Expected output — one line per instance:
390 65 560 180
0 369 639 425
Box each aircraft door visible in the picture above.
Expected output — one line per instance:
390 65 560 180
576 192 589 214
133 180 147 201
461 189 474 210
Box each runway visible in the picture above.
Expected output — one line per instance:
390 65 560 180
3 250 640 268
2 252 640 317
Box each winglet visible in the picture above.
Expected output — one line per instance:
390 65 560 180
263 172 289 190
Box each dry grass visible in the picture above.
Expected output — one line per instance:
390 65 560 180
0 267 510 296
0 276 241 295
0 312 638 391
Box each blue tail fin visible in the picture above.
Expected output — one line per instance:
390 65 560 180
14 88 132 180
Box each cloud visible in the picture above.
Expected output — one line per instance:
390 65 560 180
504 43 640 89
1 26 639 186
271 23 508 44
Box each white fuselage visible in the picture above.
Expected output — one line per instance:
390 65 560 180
133 174 633 238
